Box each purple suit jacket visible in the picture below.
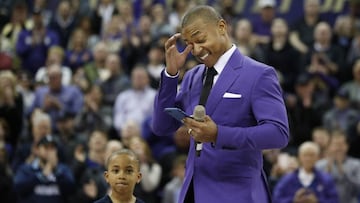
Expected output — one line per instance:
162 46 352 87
152 49 289 202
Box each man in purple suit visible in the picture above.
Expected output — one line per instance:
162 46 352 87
152 5 289 203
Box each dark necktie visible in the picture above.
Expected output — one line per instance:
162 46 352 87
199 67 218 105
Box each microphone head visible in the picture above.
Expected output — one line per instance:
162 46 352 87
193 105 206 121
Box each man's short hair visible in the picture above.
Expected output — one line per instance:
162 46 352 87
181 5 223 28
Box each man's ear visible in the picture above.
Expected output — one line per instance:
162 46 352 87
218 19 227 35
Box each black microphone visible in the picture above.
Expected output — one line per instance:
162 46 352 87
193 105 205 157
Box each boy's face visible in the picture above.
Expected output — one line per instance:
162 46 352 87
104 154 142 194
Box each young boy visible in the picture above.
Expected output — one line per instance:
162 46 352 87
94 149 145 203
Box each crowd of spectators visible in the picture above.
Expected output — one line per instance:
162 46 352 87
1 0 360 202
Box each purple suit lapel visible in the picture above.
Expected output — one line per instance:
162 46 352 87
190 65 206 105
206 49 244 115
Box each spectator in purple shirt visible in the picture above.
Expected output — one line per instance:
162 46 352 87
16 9 60 76
29 64 84 132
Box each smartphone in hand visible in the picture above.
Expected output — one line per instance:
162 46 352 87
164 108 192 122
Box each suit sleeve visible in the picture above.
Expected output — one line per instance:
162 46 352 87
215 67 289 150
151 70 182 136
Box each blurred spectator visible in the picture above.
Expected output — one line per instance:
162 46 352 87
116 0 136 31
263 18 301 93
146 44 166 89
216 0 242 31
0 118 13 158
64 28 92 71
252 0 277 45
0 37 13 70
162 154 186 203
286 73 331 151
83 41 110 85
74 84 112 135
266 151 298 191
316 131 360 203
49 0 77 49
17 70 35 113
69 132 116 203
121 14 153 74
348 0 360 29
141 115 176 161
28 0 53 27
76 16 100 49
16 9 60 76
70 130 108 201
333 15 357 83
70 0 91 20
1 2 28 56
91 0 118 36
11 111 62 173
0 0 12 30
29 64 84 131
14 135 76 203
100 53 131 109
113 65 156 133
0 139 16 203
0 71 24 149
272 141 339 203
129 136 162 203
55 111 83 164
340 58 360 109
311 126 330 159
35 45 73 85
332 15 355 59
150 3 174 40
142 115 177 194
72 130 108 174
168 0 189 31
102 14 125 53
322 88 359 135
120 120 142 148
306 22 344 85
233 18 264 61
290 0 322 55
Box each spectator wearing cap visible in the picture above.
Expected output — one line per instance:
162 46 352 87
285 73 332 152
251 0 277 45
16 8 60 76
13 135 75 203
323 88 359 136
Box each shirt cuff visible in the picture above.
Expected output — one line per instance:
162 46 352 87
164 69 179 78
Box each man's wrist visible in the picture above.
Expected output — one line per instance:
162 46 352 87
164 69 179 78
